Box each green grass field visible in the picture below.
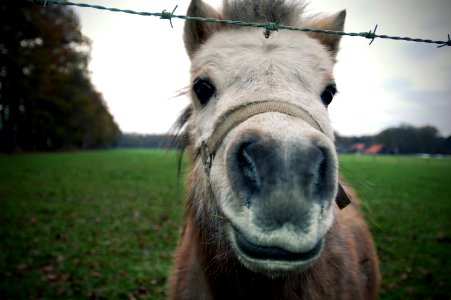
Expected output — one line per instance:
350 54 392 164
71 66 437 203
339 155 451 299
0 150 450 299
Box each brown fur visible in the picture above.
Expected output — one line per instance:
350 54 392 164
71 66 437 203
304 10 347 59
168 1 380 299
168 173 379 299
183 0 223 59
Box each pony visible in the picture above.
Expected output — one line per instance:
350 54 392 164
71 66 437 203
168 0 380 299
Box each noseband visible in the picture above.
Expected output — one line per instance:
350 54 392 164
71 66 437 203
195 100 351 209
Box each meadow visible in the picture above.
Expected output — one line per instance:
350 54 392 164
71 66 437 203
0 150 450 299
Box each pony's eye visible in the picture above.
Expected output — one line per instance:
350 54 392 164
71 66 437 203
320 84 337 107
193 77 216 106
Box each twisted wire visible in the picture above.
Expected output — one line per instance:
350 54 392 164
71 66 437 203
29 0 451 48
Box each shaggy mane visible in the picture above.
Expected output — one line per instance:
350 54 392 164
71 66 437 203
222 0 306 25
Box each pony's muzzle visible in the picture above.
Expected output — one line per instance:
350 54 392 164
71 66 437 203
226 131 337 221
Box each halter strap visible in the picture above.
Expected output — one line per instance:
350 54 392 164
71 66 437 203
196 99 350 209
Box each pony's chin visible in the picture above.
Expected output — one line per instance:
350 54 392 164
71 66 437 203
230 229 324 277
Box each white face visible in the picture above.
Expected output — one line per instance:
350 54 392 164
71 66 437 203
188 28 339 275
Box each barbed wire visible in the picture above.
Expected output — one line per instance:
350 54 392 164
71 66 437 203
30 0 451 48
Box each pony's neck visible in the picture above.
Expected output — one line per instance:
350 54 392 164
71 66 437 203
191 216 319 299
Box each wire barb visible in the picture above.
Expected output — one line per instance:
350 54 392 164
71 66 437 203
437 34 451 48
366 24 377 45
160 5 178 28
263 19 279 38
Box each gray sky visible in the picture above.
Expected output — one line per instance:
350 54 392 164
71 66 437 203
73 0 451 136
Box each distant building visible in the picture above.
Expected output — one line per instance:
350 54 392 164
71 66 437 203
351 143 366 153
348 143 385 154
365 144 384 154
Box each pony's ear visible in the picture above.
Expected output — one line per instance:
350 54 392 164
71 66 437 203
305 10 346 59
184 0 223 59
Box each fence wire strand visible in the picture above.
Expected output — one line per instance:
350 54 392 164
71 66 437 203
28 0 451 48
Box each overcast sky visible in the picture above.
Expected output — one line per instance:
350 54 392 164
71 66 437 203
72 0 451 137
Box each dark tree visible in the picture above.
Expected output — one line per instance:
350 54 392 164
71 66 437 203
374 124 443 154
443 136 451 154
0 0 120 151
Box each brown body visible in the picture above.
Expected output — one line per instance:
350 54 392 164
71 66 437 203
168 181 379 299
167 0 380 299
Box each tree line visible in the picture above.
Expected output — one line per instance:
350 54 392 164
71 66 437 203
336 124 451 155
118 133 182 149
118 124 451 155
0 1 120 152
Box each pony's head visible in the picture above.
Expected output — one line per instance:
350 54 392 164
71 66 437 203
181 0 346 275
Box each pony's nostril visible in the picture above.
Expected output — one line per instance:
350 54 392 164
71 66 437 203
314 147 332 200
237 144 261 194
